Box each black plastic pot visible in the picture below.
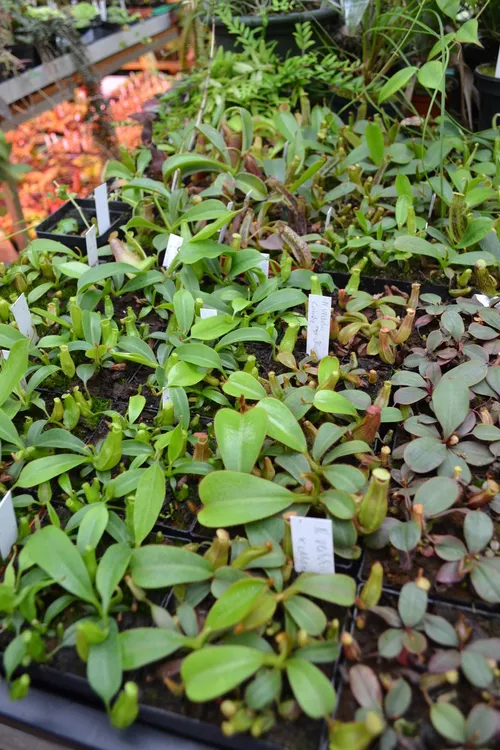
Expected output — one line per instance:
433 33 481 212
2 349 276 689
213 7 340 58
475 64 500 130
7 43 41 72
35 199 130 251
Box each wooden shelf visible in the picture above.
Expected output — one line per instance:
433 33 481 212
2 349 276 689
0 13 178 130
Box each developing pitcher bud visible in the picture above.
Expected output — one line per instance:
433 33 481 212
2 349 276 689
392 308 415 344
445 670 459 684
379 328 395 364
193 433 211 462
474 259 498 297
374 381 392 409
408 283 420 309
359 562 383 609
341 632 361 661
352 405 381 445
110 682 139 729
415 575 431 591
59 345 76 379
357 468 390 533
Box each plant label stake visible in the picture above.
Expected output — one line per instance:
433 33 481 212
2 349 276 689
11 293 37 342
325 207 333 231
200 308 218 319
162 388 171 407
1 350 27 388
94 183 111 235
496 45 500 79
85 224 98 267
306 294 331 361
290 516 335 574
218 201 233 243
99 0 107 20
258 253 270 277
0 491 17 560
163 234 183 269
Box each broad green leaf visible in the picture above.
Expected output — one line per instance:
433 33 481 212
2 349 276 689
181 646 265 701
167 361 206 387
384 678 411 720
456 18 480 45
130 545 213 588
77 503 109 554
465 703 497 745
205 578 268 632
365 122 385 166
389 521 421 552
312 424 348 462
0 408 22 448
379 66 417 104
253 289 306 316
133 462 166 546
394 236 445 259
178 239 226 264
87 619 122 706
222 371 267 400
163 154 232 179
313 390 358 416
255 397 307 453
198 471 295 526
432 377 469 440
437 0 459 19
322 465 366 492
418 60 446 90
176 343 223 371
191 316 238 341
470 559 500 603
17 454 89 487
180 199 230 224
430 703 466 744
292 573 356 606
120 628 187 670
456 217 494 249
413 477 460 517
77 262 140 292
398 582 427 628
128 394 146 424
286 659 336 718
214 408 267 473
284 595 327 636
25 526 97 605
173 288 195 334
0 339 29 407
464 511 493 554
215 327 274 350
404 437 446 473
96 544 132 614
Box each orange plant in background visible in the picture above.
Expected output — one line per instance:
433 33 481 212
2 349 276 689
0 71 170 239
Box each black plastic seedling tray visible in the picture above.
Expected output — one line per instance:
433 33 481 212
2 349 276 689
328 271 451 300
35 199 131 251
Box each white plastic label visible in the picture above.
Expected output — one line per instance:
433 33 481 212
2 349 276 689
99 0 107 20
325 207 333 231
306 294 331 361
85 224 98 267
163 234 183 269
218 201 233 243
0 491 17 560
258 253 270 277
495 45 500 79
161 388 171 407
11 293 37 342
94 182 111 235
290 516 334 574
200 308 218 319
1 349 27 388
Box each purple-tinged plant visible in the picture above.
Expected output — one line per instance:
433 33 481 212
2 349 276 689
434 510 500 603
430 702 500 749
